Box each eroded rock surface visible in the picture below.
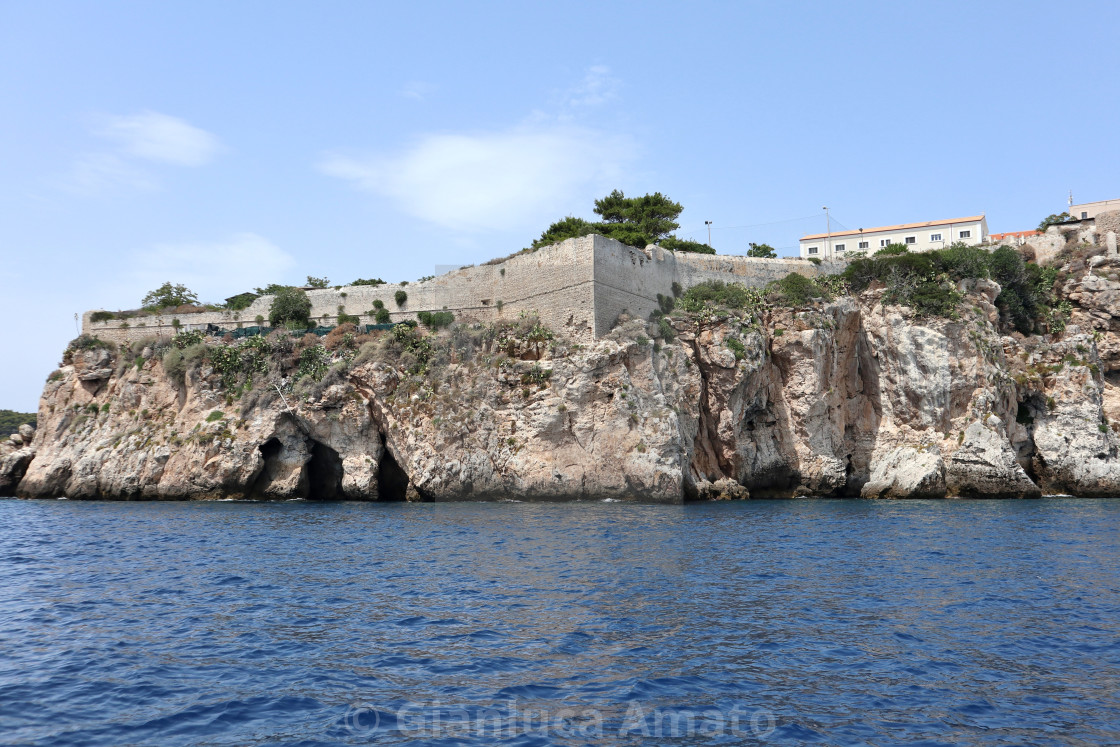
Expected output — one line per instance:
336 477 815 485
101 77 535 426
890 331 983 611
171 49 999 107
6 261 1120 502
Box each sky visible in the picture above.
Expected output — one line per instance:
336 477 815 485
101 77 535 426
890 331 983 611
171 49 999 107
2 0 1118 410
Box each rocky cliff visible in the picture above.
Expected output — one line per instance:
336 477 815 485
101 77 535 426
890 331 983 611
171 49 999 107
6 250 1120 503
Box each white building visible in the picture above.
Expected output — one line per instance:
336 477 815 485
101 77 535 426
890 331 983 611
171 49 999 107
1069 198 1120 221
799 215 989 260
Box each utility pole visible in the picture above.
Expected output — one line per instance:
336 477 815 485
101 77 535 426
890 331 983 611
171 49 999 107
823 207 831 259
705 220 713 248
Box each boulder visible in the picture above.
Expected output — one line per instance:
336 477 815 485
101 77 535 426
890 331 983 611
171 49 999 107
862 446 945 499
947 422 1041 499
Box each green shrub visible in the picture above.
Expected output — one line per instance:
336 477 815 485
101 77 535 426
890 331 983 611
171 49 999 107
727 337 746 360
395 290 408 307
337 307 361 326
372 299 385 310
671 281 683 298
375 308 391 324
173 330 205 349
746 242 777 258
678 280 765 314
417 310 455 330
162 348 185 381
657 317 675 342
875 243 910 256
297 345 330 381
659 236 715 254
269 287 312 328
206 410 224 422
937 242 990 279
224 292 259 311
90 311 115 323
768 272 829 306
350 278 385 287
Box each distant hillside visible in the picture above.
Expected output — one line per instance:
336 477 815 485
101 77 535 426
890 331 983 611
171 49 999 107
0 410 36 437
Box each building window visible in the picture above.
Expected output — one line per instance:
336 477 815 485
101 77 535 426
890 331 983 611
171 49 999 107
959 230 971 239
1081 212 1088 219
858 241 869 249
880 239 891 247
930 233 942 241
904 236 916 244
807 247 819 255
834 244 845 252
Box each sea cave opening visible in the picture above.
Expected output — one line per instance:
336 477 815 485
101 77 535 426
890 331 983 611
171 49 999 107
377 441 409 502
307 440 344 500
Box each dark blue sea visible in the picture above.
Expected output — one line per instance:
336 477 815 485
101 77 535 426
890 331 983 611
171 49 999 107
1 498 1118 746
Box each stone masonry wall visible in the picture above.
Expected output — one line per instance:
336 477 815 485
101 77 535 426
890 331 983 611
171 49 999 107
590 236 840 335
83 235 838 343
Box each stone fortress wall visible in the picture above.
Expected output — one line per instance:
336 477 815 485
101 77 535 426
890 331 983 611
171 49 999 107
83 235 839 344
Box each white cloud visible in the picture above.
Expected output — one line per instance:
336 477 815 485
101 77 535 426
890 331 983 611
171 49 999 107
567 65 619 108
96 111 221 166
59 111 222 194
123 233 296 303
318 125 636 231
65 153 157 194
400 81 435 101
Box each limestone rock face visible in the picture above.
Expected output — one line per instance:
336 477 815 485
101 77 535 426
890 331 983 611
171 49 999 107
0 448 34 496
8 264 1120 502
947 420 1041 499
861 447 945 499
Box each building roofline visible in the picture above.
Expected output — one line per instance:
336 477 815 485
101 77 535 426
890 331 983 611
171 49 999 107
800 215 985 242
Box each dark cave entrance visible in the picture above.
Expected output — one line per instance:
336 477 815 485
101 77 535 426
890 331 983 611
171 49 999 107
377 439 409 502
251 438 284 497
307 441 344 500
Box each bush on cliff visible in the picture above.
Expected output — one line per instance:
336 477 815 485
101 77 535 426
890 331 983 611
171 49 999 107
417 310 455 330
766 273 831 306
678 281 765 314
268 287 312 328
841 242 1062 330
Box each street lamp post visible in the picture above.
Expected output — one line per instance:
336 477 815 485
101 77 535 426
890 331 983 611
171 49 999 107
705 220 713 248
823 207 832 259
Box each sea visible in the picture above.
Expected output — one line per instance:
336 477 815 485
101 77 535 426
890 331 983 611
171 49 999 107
1 498 1118 746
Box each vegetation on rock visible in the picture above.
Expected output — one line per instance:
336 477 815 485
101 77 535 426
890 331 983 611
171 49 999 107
268 287 312 328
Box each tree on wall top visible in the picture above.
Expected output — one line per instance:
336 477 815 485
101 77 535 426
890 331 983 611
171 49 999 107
531 190 714 254
142 282 199 310
1037 212 1070 232
746 242 777 258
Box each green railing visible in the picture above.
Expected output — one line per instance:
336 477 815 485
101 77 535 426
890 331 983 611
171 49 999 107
206 323 398 339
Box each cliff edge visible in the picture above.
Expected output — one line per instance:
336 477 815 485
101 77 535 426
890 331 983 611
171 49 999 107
6 246 1120 502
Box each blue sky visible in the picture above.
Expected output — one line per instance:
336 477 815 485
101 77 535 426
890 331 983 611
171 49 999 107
2 1 1118 409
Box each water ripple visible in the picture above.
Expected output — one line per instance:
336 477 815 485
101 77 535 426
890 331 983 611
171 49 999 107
1 498 1118 745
